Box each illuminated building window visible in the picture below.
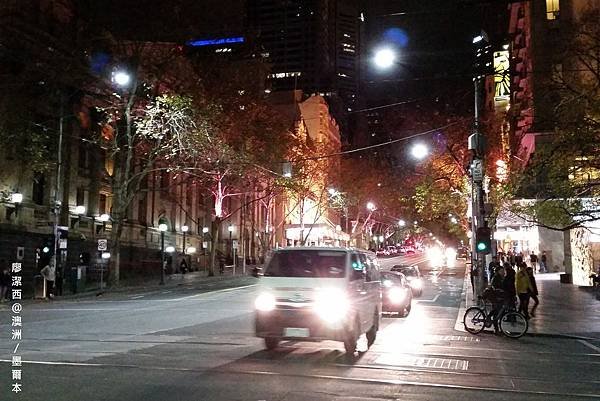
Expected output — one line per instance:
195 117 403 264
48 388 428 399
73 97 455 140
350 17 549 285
546 0 559 20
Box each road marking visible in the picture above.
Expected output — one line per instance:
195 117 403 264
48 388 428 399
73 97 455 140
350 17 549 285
375 355 469 371
417 294 440 303
161 284 257 302
130 295 144 299
30 308 121 311
578 339 600 353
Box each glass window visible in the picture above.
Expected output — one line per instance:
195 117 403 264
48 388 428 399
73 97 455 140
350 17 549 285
546 0 559 20
263 250 347 278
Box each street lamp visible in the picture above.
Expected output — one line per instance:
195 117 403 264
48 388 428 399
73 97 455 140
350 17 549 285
7 192 23 219
373 48 396 69
366 202 376 211
228 224 235 261
181 225 189 255
411 143 429 160
112 70 131 87
158 221 168 285
165 246 175 253
71 205 86 228
11 193 23 204
398 219 406 227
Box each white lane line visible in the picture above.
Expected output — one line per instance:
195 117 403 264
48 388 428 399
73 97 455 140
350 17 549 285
578 339 600 353
161 284 257 302
130 295 144 299
28 308 122 311
417 294 440 303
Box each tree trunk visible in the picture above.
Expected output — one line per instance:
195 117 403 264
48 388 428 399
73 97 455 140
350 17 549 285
208 218 221 276
109 218 123 286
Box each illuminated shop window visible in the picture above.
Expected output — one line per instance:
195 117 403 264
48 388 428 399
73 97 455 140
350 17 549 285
546 0 559 20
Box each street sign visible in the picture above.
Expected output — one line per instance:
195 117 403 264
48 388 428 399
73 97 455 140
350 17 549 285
232 240 239 250
59 239 68 249
97 239 108 251
471 159 483 182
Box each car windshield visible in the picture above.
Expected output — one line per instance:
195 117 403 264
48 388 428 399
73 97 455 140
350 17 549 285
381 272 402 284
263 250 347 278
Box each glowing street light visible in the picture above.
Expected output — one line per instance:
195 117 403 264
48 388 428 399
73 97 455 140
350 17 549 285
366 202 376 211
112 70 131 87
398 219 406 227
11 193 23 204
373 48 396 69
75 205 86 215
411 143 429 160
158 220 168 285
165 246 175 253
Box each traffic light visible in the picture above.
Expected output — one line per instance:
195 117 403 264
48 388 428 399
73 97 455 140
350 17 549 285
475 227 491 254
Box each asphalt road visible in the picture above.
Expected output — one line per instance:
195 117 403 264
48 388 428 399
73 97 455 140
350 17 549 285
1 254 599 400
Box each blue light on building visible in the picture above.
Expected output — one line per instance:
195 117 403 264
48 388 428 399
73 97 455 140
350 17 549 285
187 37 245 47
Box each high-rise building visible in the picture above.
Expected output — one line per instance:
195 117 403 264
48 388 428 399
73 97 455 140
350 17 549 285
247 0 362 142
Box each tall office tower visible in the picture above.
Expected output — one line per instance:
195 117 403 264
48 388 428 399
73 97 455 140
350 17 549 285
247 0 362 143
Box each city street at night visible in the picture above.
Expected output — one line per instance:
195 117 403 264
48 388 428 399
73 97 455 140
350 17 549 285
2 1 600 400
1 254 599 400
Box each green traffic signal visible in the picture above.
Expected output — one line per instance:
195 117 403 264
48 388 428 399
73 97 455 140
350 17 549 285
475 227 491 254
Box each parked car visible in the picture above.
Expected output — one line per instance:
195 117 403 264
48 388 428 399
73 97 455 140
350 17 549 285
390 264 423 296
380 271 412 317
386 246 398 255
253 247 382 355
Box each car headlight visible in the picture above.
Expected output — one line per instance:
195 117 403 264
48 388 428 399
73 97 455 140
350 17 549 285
255 292 276 312
388 287 406 304
314 288 349 323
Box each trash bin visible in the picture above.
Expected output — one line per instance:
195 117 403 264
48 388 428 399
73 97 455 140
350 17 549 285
34 275 46 299
70 265 87 293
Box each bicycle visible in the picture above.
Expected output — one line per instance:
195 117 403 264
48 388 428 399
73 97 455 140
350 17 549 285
463 297 528 338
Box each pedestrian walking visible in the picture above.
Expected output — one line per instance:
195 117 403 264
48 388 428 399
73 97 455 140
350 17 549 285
502 262 517 310
40 259 56 299
529 251 538 272
515 252 524 266
540 251 548 273
515 262 533 319
0 259 10 302
179 258 188 274
526 266 539 317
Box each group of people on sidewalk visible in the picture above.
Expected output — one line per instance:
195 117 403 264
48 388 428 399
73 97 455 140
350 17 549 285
485 257 540 331
493 250 548 274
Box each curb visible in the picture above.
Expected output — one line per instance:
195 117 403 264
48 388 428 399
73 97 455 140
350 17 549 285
20 273 256 303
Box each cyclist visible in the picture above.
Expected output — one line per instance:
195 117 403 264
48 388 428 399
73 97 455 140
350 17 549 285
483 266 508 334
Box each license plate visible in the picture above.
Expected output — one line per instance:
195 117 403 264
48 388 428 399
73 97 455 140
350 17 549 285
284 327 309 337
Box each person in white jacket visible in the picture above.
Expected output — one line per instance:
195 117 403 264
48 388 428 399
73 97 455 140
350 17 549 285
40 258 56 298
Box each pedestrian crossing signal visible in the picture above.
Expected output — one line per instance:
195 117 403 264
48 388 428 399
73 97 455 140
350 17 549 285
475 227 491 254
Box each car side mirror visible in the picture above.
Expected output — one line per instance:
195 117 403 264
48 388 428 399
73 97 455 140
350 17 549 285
252 266 262 278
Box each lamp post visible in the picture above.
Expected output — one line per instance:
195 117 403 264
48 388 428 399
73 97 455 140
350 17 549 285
158 222 168 285
228 224 235 265
181 225 189 255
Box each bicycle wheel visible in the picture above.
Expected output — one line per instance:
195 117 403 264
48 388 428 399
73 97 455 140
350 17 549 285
463 306 486 334
499 312 528 338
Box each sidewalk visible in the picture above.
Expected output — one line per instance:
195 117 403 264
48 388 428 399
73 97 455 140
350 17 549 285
32 265 259 302
456 270 600 340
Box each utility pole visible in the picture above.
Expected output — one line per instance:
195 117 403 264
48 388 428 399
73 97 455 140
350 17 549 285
469 32 491 299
